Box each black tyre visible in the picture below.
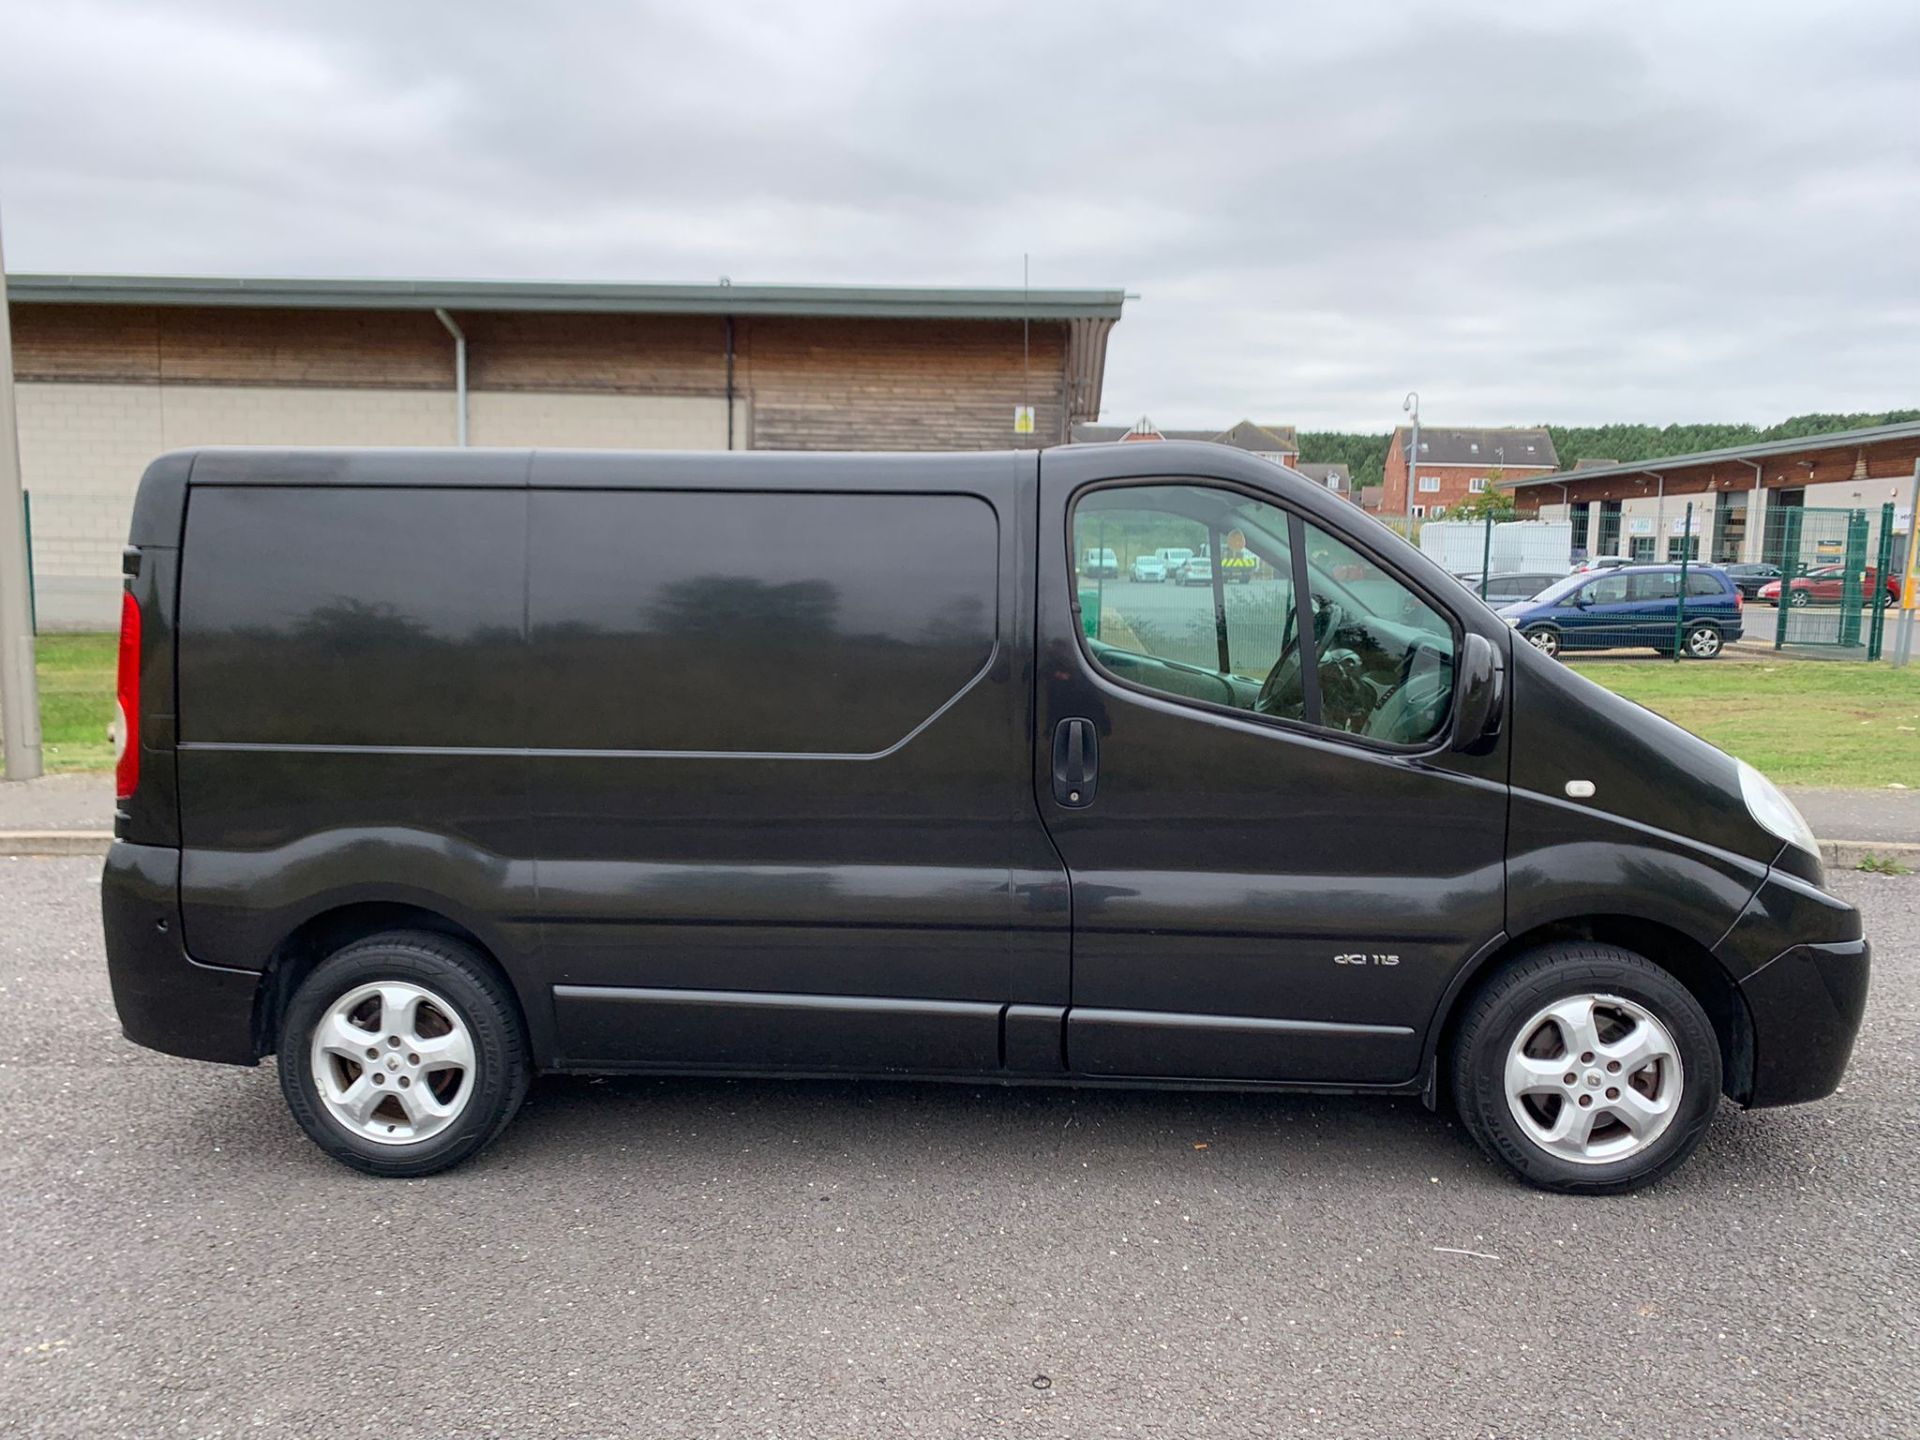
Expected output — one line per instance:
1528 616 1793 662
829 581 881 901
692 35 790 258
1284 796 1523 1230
1450 943 1721 1194
278 931 530 1177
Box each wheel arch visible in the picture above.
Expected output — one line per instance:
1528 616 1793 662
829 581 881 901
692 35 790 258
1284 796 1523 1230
1424 913 1756 1106
250 902 520 1060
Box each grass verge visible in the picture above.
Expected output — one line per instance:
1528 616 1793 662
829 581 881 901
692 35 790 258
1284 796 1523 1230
2 633 116 775
1577 660 1919 787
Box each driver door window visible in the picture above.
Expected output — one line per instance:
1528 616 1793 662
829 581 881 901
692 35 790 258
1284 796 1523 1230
1072 486 1299 717
1071 485 1457 746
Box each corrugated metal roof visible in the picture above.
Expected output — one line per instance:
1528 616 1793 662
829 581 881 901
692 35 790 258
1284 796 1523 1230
7 273 1128 321
1501 419 1920 490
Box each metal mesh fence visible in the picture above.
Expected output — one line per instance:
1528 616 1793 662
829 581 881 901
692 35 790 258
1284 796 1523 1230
1757 504 1898 656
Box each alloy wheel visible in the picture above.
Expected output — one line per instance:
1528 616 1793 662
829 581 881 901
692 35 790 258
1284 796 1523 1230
1525 627 1560 657
1503 994 1684 1165
308 980 477 1145
1685 625 1722 658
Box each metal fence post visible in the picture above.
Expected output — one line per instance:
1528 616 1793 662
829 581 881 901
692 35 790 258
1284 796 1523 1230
1478 512 1492 601
1772 508 1801 651
1869 502 1895 662
1897 462 1920 668
21 490 34 637
1672 502 1693 660
1839 509 1868 649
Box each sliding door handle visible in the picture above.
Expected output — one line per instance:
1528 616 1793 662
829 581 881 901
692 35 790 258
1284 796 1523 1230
1051 718 1099 807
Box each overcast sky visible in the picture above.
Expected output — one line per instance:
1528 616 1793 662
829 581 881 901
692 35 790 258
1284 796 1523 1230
2 0 1916 431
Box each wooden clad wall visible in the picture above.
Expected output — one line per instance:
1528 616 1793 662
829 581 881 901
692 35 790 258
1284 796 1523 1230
12 304 1074 450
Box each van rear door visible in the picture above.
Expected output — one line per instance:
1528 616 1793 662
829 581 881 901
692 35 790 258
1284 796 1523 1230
1034 445 1509 1086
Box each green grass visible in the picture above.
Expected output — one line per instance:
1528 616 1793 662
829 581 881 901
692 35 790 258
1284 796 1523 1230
1857 853 1915 876
1578 660 1920 787
8 633 117 774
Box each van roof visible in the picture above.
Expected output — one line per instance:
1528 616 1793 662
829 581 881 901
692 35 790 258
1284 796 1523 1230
167 446 1031 492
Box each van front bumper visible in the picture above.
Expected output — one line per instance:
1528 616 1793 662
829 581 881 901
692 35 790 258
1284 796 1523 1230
102 841 260 1066
1737 937 1870 1108
1717 865 1868 1108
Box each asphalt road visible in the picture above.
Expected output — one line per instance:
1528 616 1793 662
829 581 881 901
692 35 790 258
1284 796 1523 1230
2 858 1916 1439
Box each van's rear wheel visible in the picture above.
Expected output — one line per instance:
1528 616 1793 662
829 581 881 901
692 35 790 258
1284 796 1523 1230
278 931 529 1177
1522 626 1561 658
1449 943 1720 1194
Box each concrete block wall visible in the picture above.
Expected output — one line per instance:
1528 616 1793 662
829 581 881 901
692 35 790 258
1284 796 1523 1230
468 392 743 448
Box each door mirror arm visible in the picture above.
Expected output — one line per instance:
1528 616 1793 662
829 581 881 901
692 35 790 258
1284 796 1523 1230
1451 632 1503 755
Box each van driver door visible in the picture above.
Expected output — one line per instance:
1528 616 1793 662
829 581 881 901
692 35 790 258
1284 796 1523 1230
1033 448 1510 1086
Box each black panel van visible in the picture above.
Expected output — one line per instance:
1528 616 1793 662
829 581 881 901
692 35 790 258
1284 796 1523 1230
102 444 1869 1192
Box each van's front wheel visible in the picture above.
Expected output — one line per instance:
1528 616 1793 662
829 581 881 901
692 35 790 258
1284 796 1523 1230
1521 626 1561 658
278 931 530 1177
1449 943 1721 1194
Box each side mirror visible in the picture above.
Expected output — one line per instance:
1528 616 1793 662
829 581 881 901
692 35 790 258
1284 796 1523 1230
1452 632 1503 754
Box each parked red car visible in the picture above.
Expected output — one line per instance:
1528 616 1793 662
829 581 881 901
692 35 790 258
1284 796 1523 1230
1757 564 1899 609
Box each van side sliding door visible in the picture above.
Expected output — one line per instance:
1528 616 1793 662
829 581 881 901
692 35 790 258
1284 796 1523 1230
524 452 1069 1076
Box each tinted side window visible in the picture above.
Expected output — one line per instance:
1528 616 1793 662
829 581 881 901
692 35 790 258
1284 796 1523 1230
1584 575 1631 604
529 491 996 753
1632 572 1681 601
179 486 527 746
1686 573 1725 597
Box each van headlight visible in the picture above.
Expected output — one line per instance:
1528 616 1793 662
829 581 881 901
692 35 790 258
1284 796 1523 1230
1737 760 1818 856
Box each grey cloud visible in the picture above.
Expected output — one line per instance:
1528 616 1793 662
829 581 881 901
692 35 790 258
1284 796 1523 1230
1 0 1915 428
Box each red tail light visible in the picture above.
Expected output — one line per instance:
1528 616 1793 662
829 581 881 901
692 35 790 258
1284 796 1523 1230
1735 589 1744 611
114 591 141 800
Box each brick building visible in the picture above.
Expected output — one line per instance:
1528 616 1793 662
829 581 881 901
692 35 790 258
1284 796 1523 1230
8 274 1125 627
1380 425 1558 518
1503 420 1920 566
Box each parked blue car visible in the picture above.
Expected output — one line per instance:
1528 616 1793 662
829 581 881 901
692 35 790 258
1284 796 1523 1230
1495 565 1744 659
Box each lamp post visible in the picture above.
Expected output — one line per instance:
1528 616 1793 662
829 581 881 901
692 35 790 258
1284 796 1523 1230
1402 391 1420 525
0 208 44 781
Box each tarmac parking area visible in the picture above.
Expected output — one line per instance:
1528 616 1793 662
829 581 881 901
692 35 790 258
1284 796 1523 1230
1 857 1915 1439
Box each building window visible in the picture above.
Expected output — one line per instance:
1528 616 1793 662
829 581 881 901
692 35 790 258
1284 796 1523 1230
1432 504 1447 517
1468 477 1488 494
1418 476 1440 493
1411 505 1427 519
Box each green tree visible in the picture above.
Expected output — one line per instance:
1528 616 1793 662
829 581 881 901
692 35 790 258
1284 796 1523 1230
1451 477 1516 521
